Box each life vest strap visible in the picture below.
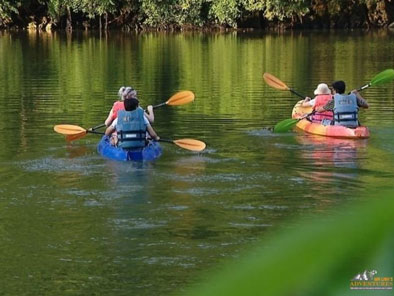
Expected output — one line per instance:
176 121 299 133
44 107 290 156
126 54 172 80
334 112 358 122
118 130 146 141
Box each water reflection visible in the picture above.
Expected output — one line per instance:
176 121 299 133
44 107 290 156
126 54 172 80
101 159 156 201
65 143 90 159
296 134 368 185
1 30 394 295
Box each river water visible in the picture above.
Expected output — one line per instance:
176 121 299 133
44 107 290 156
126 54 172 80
0 30 394 295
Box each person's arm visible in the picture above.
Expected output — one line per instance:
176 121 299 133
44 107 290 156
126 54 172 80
351 90 369 109
147 125 159 140
144 105 154 123
105 108 114 127
316 98 334 112
105 125 115 136
301 97 314 107
105 118 117 136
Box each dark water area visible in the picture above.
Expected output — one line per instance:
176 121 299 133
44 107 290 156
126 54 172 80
1 30 394 295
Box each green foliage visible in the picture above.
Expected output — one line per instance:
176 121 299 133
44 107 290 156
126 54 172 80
77 0 115 18
209 0 240 27
0 0 20 24
240 0 265 11
140 0 176 28
187 189 394 296
46 0 66 21
263 0 311 22
139 0 208 28
0 0 393 29
176 0 206 27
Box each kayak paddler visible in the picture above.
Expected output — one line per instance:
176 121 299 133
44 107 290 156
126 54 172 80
105 98 159 148
315 80 369 128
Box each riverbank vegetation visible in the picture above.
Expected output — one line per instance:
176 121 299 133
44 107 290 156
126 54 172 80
1 0 394 31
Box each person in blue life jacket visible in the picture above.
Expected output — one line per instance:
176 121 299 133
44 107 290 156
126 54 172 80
315 80 369 127
105 98 159 148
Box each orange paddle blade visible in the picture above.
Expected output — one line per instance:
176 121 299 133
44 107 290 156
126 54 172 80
263 73 290 91
173 138 206 152
65 132 88 142
54 124 87 135
166 91 195 106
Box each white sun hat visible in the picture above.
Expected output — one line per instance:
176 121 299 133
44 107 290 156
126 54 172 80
314 83 331 95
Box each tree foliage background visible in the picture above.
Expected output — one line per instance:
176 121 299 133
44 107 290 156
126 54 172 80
0 0 394 30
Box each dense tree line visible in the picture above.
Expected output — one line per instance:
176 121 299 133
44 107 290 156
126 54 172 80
1 0 394 31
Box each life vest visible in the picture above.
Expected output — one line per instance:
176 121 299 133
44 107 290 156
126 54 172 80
116 108 146 149
111 101 125 120
311 94 333 123
333 93 359 127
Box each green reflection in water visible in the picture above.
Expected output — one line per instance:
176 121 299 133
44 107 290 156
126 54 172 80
0 30 394 295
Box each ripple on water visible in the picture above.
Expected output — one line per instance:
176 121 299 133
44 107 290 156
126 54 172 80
19 156 104 175
229 222 272 228
247 128 275 137
141 256 196 268
111 218 168 230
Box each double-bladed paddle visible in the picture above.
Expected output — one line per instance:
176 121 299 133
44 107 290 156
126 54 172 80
54 124 206 152
270 69 394 133
54 90 195 142
356 69 394 91
263 73 307 99
151 90 195 108
263 72 310 133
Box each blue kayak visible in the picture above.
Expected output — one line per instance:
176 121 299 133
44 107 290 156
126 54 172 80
97 135 162 161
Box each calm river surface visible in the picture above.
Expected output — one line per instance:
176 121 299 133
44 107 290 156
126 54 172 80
1 30 394 295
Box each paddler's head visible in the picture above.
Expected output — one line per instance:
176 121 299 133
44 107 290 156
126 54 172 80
332 81 346 94
119 86 137 100
314 83 331 95
124 98 139 111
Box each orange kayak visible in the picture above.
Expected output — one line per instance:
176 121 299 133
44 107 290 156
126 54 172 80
291 100 370 139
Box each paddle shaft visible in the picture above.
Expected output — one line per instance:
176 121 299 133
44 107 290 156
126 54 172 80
152 102 167 109
87 130 105 135
144 101 167 112
357 83 371 92
78 132 173 144
158 138 174 144
289 88 307 99
144 102 167 112
350 83 371 94
263 73 308 99
91 123 106 131
355 69 394 92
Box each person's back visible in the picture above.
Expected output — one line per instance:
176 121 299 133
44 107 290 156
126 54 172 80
332 81 359 128
117 108 146 149
312 94 333 123
105 97 159 147
333 93 359 127
116 99 146 149
316 80 368 127
301 83 333 123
